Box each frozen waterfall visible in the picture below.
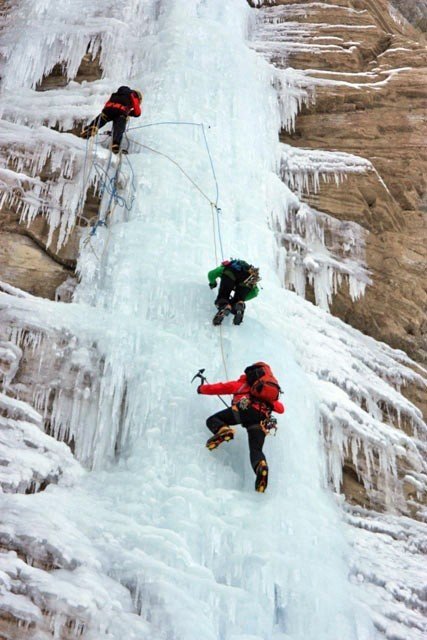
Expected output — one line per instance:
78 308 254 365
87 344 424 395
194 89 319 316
0 1 425 639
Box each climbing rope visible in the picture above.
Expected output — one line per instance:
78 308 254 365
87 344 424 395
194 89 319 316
79 120 136 231
126 137 218 210
210 203 219 264
200 124 219 207
130 122 220 203
92 156 133 215
82 151 125 263
127 120 225 261
77 133 98 217
80 119 229 376
78 121 138 265
127 121 228 377
92 131 136 214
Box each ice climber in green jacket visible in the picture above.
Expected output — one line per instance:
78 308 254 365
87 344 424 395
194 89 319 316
208 259 261 326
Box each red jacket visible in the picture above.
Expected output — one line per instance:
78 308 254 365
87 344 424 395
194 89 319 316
199 374 285 414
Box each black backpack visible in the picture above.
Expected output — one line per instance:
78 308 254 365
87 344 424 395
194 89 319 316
222 259 251 280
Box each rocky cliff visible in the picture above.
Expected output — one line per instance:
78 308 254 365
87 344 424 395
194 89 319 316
250 0 427 515
252 0 427 368
390 0 427 32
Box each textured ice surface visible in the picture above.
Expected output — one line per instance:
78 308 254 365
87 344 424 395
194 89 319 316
275 199 372 309
0 0 159 90
346 506 427 640
0 338 81 494
0 1 426 639
0 120 107 249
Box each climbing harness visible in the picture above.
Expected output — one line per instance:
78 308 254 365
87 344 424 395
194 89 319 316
103 101 130 113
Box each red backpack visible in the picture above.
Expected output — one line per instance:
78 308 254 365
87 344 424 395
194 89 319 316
244 362 281 406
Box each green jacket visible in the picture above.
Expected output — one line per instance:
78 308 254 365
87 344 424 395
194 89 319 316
207 265 259 301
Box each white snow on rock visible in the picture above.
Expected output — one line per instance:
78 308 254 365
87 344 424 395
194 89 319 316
0 410 81 494
249 1 377 69
0 341 81 494
279 144 373 196
0 120 108 249
0 0 158 91
0 1 425 639
275 200 372 309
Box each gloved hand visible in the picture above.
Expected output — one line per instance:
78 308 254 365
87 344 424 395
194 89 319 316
209 282 217 289
197 384 204 394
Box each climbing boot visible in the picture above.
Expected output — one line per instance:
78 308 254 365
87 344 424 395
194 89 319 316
233 302 245 326
111 143 121 155
213 305 231 326
206 426 235 450
255 460 268 493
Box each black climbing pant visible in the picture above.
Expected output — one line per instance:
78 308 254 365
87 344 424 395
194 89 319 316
83 108 128 149
206 405 266 472
215 274 251 309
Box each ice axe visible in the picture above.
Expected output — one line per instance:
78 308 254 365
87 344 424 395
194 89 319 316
191 368 207 385
191 368 229 408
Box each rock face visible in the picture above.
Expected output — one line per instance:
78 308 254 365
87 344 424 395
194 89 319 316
251 0 427 367
251 0 427 508
0 32 102 300
390 0 427 32
0 209 78 298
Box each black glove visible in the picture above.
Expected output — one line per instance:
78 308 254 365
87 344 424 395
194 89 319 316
209 282 217 289
197 384 204 394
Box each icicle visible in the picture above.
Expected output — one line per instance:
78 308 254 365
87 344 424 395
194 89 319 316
279 144 372 197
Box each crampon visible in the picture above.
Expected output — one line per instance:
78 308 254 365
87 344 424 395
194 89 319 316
206 426 235 450
212 306 231 326
255 460 268 493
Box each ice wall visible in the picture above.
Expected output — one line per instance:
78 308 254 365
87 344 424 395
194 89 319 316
0 1 426 639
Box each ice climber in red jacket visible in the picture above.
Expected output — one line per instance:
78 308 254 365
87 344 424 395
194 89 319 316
197 363 285 492
81 86 142 154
